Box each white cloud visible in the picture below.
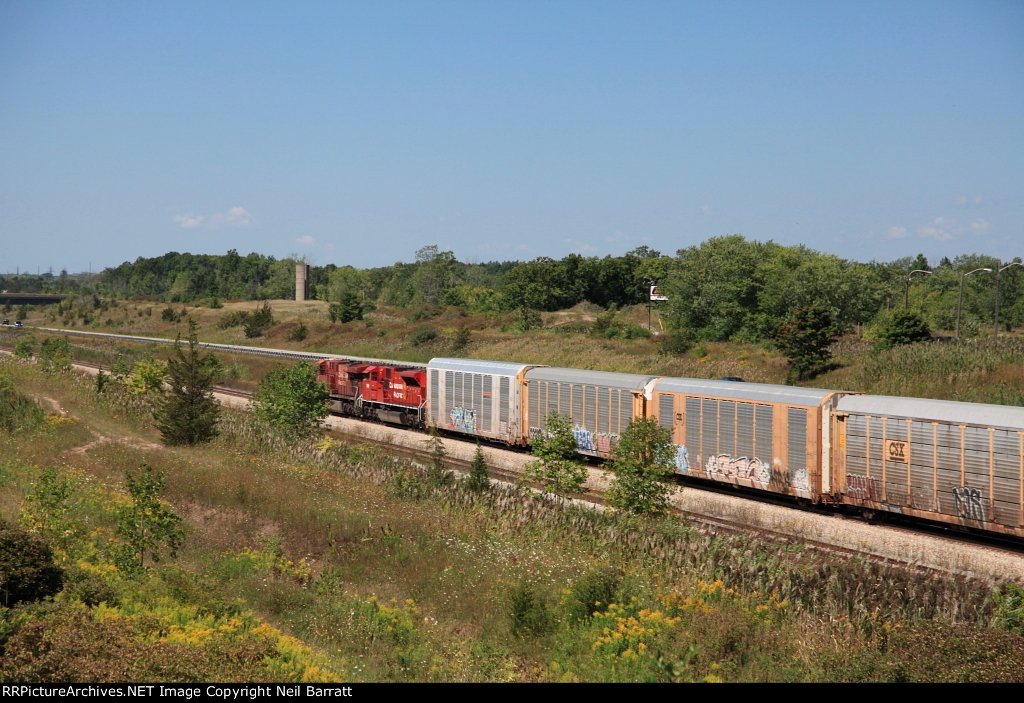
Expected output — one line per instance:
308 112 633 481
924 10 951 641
174 214 205 229
917 217 956 241
209 206 255 228
175 206 255 230
886 226 908 239
912 215 992 241
969 218 990 233
296 235 315 246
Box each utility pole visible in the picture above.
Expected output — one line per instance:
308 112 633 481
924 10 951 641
955 267 991 339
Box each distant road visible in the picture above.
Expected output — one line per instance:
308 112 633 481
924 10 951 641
0 293 66 305
24 326 426 368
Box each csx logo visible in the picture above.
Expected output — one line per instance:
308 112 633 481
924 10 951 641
885 440 908 463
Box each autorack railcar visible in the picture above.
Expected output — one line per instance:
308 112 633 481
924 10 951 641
834 394 1024 538
523 366 657 459
427 358 539 445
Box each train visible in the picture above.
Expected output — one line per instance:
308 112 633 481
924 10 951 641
317 356 1024 539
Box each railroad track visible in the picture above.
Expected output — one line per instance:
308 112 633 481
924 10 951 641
10 325 425 368
5 343 1023 580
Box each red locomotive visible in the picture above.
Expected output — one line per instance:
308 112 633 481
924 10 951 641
316 359 426 427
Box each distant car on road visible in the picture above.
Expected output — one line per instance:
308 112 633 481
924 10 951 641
1 319 8 326
14 321 22 328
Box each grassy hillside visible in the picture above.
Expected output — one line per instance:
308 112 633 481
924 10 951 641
2 359 1024 682
9 297 1024 404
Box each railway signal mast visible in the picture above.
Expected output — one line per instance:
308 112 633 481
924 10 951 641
647 280 668 333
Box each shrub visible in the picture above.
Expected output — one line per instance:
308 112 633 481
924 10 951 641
38 337 72 373
522 413 587 496
508 582 552 637
660 330 693 355
12 335 35 359
124 358 167 395
243 303 274 338
465 443 490 492
63 565 119 607
564 566 623 623
605 418 677 516
871 309 931 351
113 464 185 574
287 322 308 342
992 582 1024 634
161 306 180 322
410 327 438 347
622 323 652 340
0 519 65 606
217 310 249 329
251 362 329 438
451 326 471 353
0 371 45 432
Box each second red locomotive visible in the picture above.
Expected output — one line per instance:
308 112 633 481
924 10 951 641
316 359 426 427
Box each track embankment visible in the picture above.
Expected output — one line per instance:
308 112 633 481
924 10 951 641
20 353 1024 584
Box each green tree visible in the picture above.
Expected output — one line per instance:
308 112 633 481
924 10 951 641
20 467 84 559
329 290 363 323
522 413 587 496
872 309 932 351
155 321 220 445
425 425 452 485
605 418 676 516
466 443 490 492
114 464 184 573
775 305 838 381
413 244 459 304
251 362 330 438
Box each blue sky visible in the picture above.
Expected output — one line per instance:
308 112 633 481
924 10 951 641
2 0 1022 273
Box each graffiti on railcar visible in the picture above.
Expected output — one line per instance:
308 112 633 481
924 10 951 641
571 425 615 454
846 475 880 501
572 425 595 452
673 445 690 474
789 467 810 492
704 454 772 484
449 407 477 433
885 487 908 509
910 488 939 513
952 487 986 522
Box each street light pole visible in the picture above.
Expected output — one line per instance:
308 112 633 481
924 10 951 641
904 269 932 308
994 260 1024 336
956 267 992 339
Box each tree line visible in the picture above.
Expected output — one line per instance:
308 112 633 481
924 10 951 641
15 238 1023 343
